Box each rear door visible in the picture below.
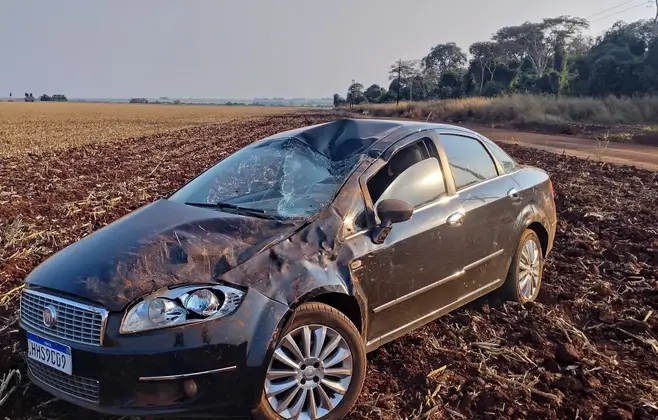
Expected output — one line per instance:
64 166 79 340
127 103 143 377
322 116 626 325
437 133 521 294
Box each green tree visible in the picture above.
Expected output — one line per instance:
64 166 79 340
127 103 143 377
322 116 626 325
388 60 419 80
346 82 365 107
388 60 421 103
602 19 653 55
536 70 562 95
567 34 594 57
435 69 465 98
422 42 467 76
638 39 658 93
469 41 503 93
461 70 478 97
492 61 520 89
483 81 506 97
571 19 654 96
388 79 407 101
494 15 589 76
333 94 346 107
364 84 386 103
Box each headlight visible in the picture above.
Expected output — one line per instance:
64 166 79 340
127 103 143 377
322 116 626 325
120 285 245 334
184 289 221 316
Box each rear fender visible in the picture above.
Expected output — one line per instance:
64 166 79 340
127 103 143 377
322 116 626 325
513 195 554 257
511 168 556 257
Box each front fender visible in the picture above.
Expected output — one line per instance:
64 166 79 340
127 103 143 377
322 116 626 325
289 280 370 341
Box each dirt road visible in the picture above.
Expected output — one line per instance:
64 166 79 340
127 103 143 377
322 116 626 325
467 124 658 171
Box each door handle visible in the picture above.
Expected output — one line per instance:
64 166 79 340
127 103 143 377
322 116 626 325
507 188 521 201
447 212 464 227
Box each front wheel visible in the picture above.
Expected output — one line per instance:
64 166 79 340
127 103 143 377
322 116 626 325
253 302 366 420
501 229 543 303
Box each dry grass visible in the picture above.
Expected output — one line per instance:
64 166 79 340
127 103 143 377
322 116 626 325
0 102 299 156
355 94 658 127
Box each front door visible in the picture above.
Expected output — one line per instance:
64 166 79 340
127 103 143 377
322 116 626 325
354 196 464 345
345 137 467 348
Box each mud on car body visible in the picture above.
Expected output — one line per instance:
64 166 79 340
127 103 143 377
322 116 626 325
19 119 557 419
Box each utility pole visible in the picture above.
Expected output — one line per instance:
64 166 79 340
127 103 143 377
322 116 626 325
654 0 658 39
349 79 355 109
396 59 401 106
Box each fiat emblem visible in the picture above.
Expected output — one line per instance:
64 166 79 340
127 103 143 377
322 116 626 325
42 305 57 328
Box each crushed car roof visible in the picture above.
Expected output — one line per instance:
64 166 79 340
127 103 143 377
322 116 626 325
260 118 481 161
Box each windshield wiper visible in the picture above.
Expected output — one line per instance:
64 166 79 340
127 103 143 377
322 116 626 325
184 201 280 220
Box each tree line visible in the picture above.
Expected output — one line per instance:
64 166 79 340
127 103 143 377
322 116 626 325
334 16 658 107
14 92 68 102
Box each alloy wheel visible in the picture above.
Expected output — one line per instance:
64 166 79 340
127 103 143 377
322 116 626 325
518 238 541 300
264 324 353 419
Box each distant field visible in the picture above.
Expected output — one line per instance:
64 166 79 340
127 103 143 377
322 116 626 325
0 102 299 156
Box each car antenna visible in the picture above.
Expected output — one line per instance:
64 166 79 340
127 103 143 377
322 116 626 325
426 111 432 122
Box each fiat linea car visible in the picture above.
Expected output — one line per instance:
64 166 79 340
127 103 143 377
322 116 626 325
20 118 556 419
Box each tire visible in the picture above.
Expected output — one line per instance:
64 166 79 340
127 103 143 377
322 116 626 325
501 229 543 303
252 302 366 420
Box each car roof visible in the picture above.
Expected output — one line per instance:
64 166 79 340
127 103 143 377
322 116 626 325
260 118 482 161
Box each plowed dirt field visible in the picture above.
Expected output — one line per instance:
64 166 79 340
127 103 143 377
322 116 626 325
1 114 657 419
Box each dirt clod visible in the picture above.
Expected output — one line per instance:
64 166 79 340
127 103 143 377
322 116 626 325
602 407 633 420
555 343 583 364
583 375 602 389
599 309 616 324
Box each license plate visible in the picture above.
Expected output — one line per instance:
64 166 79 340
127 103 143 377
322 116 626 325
27 332 72 375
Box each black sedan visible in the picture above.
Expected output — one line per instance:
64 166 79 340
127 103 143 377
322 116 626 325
20 118 556 419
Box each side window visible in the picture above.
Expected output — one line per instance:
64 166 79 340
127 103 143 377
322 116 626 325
376 158 446 208
485 140 518 173
366 139 447 209
440 134 498 190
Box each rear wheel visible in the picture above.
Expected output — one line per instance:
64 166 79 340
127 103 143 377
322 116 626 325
253 302 366 420
501 229 543 303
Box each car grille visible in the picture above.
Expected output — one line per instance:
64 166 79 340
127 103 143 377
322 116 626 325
20 289 107 346
28 359 100 403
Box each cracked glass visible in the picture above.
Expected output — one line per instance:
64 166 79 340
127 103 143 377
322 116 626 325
169 138 360 219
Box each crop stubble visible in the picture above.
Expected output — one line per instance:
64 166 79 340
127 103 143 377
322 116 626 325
0 101 297 156
0 114 657 419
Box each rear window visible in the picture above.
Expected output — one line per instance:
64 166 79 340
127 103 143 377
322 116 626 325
440 134 498 190
485 141 518 173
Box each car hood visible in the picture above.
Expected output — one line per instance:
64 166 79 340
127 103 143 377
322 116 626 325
24 199 302 311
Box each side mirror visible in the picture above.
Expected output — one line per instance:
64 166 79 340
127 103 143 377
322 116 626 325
377 199 413 223
371 199 413 244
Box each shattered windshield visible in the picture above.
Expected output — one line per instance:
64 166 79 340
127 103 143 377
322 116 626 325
169 137 361 219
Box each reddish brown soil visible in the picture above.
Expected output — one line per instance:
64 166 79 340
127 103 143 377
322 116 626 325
1 114 657 419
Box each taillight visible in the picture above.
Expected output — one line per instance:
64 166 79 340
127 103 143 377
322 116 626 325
549 180 555 198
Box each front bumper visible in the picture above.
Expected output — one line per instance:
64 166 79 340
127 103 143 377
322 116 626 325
19 287 290 417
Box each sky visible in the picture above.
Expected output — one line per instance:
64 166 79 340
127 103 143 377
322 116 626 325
1 0 655 99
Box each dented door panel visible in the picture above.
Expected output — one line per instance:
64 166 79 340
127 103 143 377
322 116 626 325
347 197 464 343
